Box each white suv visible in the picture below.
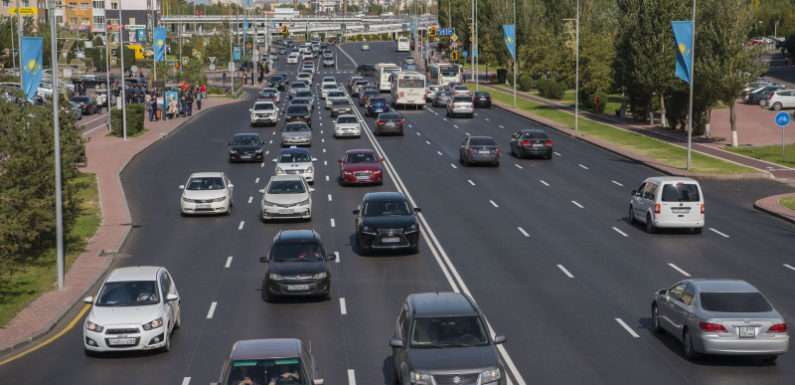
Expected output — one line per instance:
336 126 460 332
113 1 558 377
179 172 234 215
250 101 279 126
83 266 181 354
767 89 795 111
629 176 704 233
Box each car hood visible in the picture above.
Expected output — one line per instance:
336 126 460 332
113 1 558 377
407 345 499 372
268 261 328 275
182 189 227 200
229 144 263 152
263 193 309 205
88 304 162 326
282 132 311 138
342 163 381 172
361 215 415 228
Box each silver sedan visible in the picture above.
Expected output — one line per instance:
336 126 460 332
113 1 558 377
651 279 789 363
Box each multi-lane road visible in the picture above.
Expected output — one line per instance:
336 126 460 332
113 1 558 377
1 41 794 385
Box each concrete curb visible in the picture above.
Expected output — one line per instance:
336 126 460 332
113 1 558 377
754 193 795 224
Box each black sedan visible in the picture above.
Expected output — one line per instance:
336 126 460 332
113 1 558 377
330 99 354 117
509 128 553 159
473 91 492 108
374 112 405 135
260 230 333 301
356 64 376 77
70 96 99 115
354 192 420 255
285 105 312 127
267 74 287 90
228 132 266 162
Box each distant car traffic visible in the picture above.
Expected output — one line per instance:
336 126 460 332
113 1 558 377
460 135 500 166
374 112 406 136
179 172 234 215
260 230 332 301
228 132 265 162
509 128 553 159
338 149 384 186
629 176 704 233
260 175 313 221
273 147 317 183
354 191 420 254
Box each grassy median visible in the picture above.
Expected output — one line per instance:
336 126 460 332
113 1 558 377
781 196 795 211
476 85 756 175
725 144 795 169
0 173 100 326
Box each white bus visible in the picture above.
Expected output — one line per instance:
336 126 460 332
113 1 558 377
428 63 462 87
390 71 426 108
396 37 411 52
375 63 402 92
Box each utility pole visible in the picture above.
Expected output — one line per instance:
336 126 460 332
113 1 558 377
470 0 474 83
474 0 478 90
686 0 696 171
575 0 579 135
105 24 111 132
229 20 235 93
120 9 128 140
47 0 65 290
512 0 516 107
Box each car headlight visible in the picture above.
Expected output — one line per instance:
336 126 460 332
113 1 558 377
480 368 501 383
142 317 163 331
269 273 284 281
85 320 104 332
255 148 264 153
211 196 227 202
410 371 433 385
305 166 314 173
361 225 376 235
405 223 418 233
229 149 238 154
312 272 328 280
182 197 194 203
275 166 285 174
296 199 310 206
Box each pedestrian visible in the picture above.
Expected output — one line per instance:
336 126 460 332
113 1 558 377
200 83 206 98
196 90 203 111
148 95 157 122
187 91 193 116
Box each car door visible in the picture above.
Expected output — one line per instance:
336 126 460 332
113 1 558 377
166 270 180 325
632 183 646 218
641 182 657 219
225 176 234 205
661 282 687 336
158 271 175 331
393 305 410 383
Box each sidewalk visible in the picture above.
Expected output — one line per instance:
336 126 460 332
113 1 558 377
0 96 241 354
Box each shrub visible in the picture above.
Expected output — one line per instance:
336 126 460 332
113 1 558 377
537 79 565 100
517 74 533 92
110 104 145 137
591 91 609 114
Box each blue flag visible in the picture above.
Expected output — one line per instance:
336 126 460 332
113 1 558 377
243 19 249 31
671 21 693 83
21 36 43 101
502 24 516 61
233 47 241 61
154 27 166 62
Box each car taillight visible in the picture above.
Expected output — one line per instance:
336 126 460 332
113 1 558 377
521 140 530 146
343 170 353 175
376 120 384 126
768 323 787 333
699 322 727 332
544 139 553 147
700 203 704 214
654 203 661 214
400 118 407 125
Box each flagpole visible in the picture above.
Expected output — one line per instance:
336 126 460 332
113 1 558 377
512 0 516 107
686 0 696 171
120 8 128 141
47 0 65 291
575 0 579 136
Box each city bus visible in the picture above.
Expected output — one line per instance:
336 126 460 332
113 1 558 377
396 36 411 52
428 63 461 87
390 71 426 108
375 63 402 92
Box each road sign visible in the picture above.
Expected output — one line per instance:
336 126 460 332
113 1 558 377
451 33 458 42
775 111 791 128
9 7 37 16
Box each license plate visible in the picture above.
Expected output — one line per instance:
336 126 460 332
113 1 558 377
287 284 310 291
197 204 211 209
532 143 544 148
240 155 252 159
279 208 295 214
356 175 370 181
739 326 755 338
382 237 401 243
108 337 136 346
479 150 491 154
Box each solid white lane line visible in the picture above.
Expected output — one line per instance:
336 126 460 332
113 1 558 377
571 200 584 209
425 140 431 145
539 180 550 187
612 226 629 238
517 227 530 238
238 221 245 231
347 369 356 385
611 180 624 187
709 227 730 238
450 163 458 169
514 163 524 169
554 151 562 157
206 302 217 319
467 179 476 186
225 256 233 269
330 218 336 228
783 263 795 272
325 175 330 182
334 251 340 263
247 196 253 204
556 264 575 279
255 177 260 184
328 194 333 202
578 163 589 170
615 318 640 338
437 150 443 156
667 263 691 277
181 377 191 385
339 297 347 315
489 200 499 208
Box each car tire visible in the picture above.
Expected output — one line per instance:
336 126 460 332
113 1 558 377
760 355 779 365
682 329 698 361
161 331 172 353
691 227 702 234
545 153 553 160
646 213 656 233
357 236 370 256
651 304 662 333
628 205 636 224
772 102 782 111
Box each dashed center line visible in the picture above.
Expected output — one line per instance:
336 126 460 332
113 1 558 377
539 180 550 187
416 131 421 136
578 163 589 170
453 124 459 129
554 151 562 157
571 200 584 209
325 175 330 182
709 227 730 238
260 162 265 168
339 297 347 315
206 301 217 319
322 148 327 153
517 226 530 238
247 196 253 204
611 180 624 187
330 218 336 228
328 194 333 202
436 150 443 156
450 163 458 169
334 251 340 263
347 369 356 385
224 256 233 269
323 160 328 166
238 221 245 231
467 179 476 186
181 377 191 385
425 140 431 145
556 264 575 279
514 163 524 169
498 124 504 129
489 200 499 208
615 318 640 338
269 139 273 144
783 263 795 272
667 263 691 277
612 226 629 237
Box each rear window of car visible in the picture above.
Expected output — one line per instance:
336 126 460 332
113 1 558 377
287 106 309 114
700 292 772 312
661 183 700 202
371 98 386 105
380 113 400 120
521 131 547 139
470 138 496 146
254 103 274 110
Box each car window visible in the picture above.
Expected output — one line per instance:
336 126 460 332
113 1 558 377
254 103 274 111
453 96 471 102
232 135 261 145
283 124 310 133
642 183 657 200
287 106 309 114
279 152 311 162
226 358 303 385
668 283 686 302
337 116 358 124
187 177 225 190
661 183 700 202
681 284 695 306
271 242 324 262
470 138 496 146
522 131 547 139
96 281 159 306
268 180 306 194
410 316 489 348
380 113 400 120
363 199 411 217
699 292 773 312
347 152 377 163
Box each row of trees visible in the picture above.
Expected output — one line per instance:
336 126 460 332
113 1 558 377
438 0 792 143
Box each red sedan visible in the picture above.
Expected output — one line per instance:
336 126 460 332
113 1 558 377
338 149 384 185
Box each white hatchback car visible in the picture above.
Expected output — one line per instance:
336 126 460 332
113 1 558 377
179 172 234 215
629 176 705 233
287 53 299 64
83 266 181 354
334 114 362 138
767 89 795 111
260 175 314 221
274 148 317 184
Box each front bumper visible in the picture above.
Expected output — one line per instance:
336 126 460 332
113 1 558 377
358 231 419 250
697 334 789 355
335 127 362 137
276 169 314 183
341 171 383 184
261 204 312 220
251 114 278 125
265 278 329 297
84 325 167 352
181 199 229 214
229 152 264 162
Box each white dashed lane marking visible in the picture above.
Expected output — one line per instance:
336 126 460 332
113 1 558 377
615 318 640 338
330 218 336 228
347 369 356 385
612 226 629 238
611 180 624 187
571 201 584 209
238 221 245 230
709 227 730 238
450 163 458 169
339 297 347 315
557 264 575 279
467 179 476 186
667 263 691 277
425 140 431 145
517 227 530 238
247 196 253 204
325 175 330 182
255 177 260 184
784 263 795 272
539 180 550 187
554 151 562 157
224 256 233 269
334 251 340 263
514 163 524 170
328 194 333 202
489 200 499 208
436 150 443 156
181 377 191 385
206 302 217 319
578 163 589 170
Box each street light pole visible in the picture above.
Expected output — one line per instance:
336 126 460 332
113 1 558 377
119 9 128 140
105 24 111 132
470 0 474 83
512 0 516 107
48 0 65 291
474 0 478 90
575 0 579 135
686 0 696 170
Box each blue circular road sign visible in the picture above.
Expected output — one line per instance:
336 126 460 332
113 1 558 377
775 111 791 128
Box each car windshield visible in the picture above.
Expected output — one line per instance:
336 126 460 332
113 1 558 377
371 99 386 105
411 316 489 348
363 199 410 216
470 138 496 146
337 116 358 124
347 152 377 163
279 152 312 162
271 242 324 262
225 358 304 385
700 292 772 312
323 84 337 89
96 281 159 306
259 91 276 98
329 92 345 98
440 67 458 76
292 99 310 106
287 106 309 114
254 103 274 111
232 135 261 145
333 99 349 106
295 92 313 98
475 92 489 97
283 124 310 133
268 180 306 194
661 183 700 202
187 177 225 190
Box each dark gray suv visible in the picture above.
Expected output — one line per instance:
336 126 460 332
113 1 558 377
390 292 507 385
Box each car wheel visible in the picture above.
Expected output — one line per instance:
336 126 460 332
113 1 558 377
357 236 370 255
651 304 662 333
772 102 782 111
691 227 702 234
161 331 171 353
545 153 553 160
682 329 698 361
628 205 636 224
646 213 656 233
760 355 779 365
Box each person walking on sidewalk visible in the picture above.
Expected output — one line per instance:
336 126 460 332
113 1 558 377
149 95 158 122
196 88 203 111
186 90 194 116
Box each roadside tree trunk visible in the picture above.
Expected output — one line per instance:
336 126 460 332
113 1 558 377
729 101 737 147
660 93 668 128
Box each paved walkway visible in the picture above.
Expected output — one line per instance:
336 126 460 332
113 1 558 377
0 96 240 354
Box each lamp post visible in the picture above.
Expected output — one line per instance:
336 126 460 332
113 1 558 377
47 0 65 291
686 0 696 171
575 0 579 136
104 23 111 132
119 9 128 140
512 0 516 107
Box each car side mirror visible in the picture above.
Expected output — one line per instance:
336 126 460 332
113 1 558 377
83 296 94 304
493 335 506 344
352 209 360 215
166 293 179 302
178 185 185 190
389 338 404 348
249 109 254 112
259 256 269 263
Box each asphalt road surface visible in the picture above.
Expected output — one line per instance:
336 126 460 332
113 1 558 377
1 41 794 385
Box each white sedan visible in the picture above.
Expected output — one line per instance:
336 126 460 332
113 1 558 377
274 148 317 184
179 172 234 215
83 266 181 354
334 114 362 138
260 175 314 221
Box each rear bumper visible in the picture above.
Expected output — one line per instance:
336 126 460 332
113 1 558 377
653 217 704 228
697 334 789 355
341 172 383 184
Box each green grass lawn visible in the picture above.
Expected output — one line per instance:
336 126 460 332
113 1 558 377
781 196 795 211
560 90 624 116
0 173 101 326
478 85 756 175
725 144 795 169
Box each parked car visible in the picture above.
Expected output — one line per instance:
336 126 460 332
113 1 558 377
651 279 789 362
338 149 384 186
218 339 325 385
333 114 362 138
82 266 181 354
473 91 492 108
260 175 313 221
366 97 389 117
70 95 98 115
459 135 500 166
273 147 317 183
280 121 313 147
260 230 332 301
390 292 507 385
747 85 784 106
766 89 795 111
179 172 234 215
374 112 406 136
447 95 475 118
629 176 704 233
228 132 265 162
509 128 553 159
354 191 420 254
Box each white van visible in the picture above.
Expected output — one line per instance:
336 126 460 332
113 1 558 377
629 177 704 233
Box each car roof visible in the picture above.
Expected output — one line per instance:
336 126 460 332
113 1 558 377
230 338 302 361
106 266 162 282
643 176 699 184
408 292 478 318
275 229 319 243
363 191 406 202
688 279 759 293
189 171 224 178
280 147 311 156
468 135 495 141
